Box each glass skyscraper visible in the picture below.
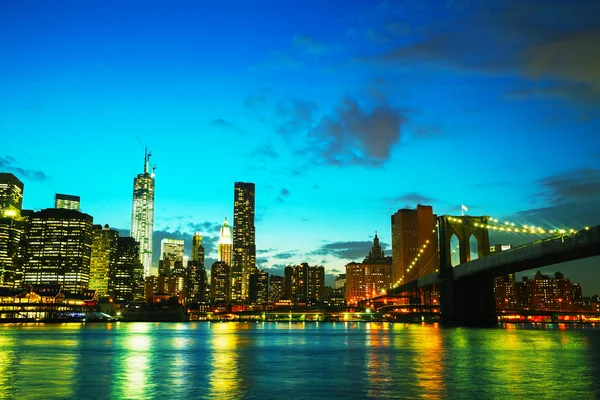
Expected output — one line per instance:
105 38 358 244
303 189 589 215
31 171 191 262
54 193 81 211
233 182 256 300
89 224 118 298
131 149 155 277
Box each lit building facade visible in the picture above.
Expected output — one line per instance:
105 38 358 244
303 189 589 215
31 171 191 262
159 238 184 277
144 275 179 303
218 218 232 266
112 236 142 303
54 193 81 211
131 149 155 277
391 205 438 286
232 182 256 300
0 174 25 288
345 233 393 304
284 263 325 305
89 224 118 298
0 173 24 218
192 232 204 264
269 275 284 303
210 261 230 303
495 271 584 311
23 208 93 293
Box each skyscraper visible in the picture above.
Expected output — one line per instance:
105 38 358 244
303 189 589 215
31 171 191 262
89 224 118 298
112 236 142 303
218 218 232 265
210 261 230 303
0 173 24 218
249 270 269 304
0 173 24 287
131 148 155 277
54 193 81 211
159 238 184 277
23 208 94 293
391 205 438 286
192 232 204 263
284 263 325 305
232 182 256 300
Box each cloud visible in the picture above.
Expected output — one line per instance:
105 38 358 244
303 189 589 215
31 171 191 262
0 155 49 182
257 248 275 254
308 96 405 166
276 188 291 203
210 118 244 135
293 34 327 54
252 144 278 159
311 240 390 261
187 221 222 234
391 192 437 205
536 169 600 205
277 99 318 136
273 251 296 260
365 1 600 105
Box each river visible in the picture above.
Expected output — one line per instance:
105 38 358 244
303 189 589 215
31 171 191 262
0 322 598 399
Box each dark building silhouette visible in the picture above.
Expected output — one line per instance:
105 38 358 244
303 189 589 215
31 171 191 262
210 261 230 303
112 236 142 303
23 208 93 293
232 182 256 301
249 269 269 304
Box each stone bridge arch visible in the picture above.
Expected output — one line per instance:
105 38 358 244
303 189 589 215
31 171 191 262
438 215 491 270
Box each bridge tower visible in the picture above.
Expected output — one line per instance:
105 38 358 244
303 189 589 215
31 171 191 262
438 215 496 325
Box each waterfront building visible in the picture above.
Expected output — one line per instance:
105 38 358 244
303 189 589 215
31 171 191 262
54 193 80 211
0 173 25 287
186 260 207 303
495 271 584 311
144 275 179 303
284 263 325 306
249 269 269 304
112 237 142 303
232 182 256 300
345 233 393 304
391 205 438 286
131 148 155 277
218 218 232 265
89 224 118 298
210 261 230 303
269 275 284 303
23 208 93 293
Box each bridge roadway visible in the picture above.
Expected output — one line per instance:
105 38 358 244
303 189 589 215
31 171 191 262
389 224 600 295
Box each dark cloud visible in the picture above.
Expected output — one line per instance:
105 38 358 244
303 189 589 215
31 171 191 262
263 264 287 277
152 230 219 266
277 99 318 136
256 257 270 265
0 155 49 182
308 96 405 167
311 240 390 261
252 144 278 159
313 184 320 189
210 118 244 135
273 251 296 260
276 188 291 203
366 1 600 105
537 169 600 204
187 221 222 234
257 248 276 254
391 192 437 205
293 34 327 54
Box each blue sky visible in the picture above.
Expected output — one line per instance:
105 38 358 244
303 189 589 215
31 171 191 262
1 0 599 290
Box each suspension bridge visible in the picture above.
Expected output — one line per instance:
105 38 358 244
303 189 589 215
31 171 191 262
375 214 600 326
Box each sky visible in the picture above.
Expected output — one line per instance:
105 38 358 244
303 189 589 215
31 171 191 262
1 0 599 291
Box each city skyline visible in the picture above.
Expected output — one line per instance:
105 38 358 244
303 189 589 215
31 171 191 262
1 1 599 291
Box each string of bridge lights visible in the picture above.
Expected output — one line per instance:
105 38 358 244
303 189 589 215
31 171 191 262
446 216 589 236
393 228 437 288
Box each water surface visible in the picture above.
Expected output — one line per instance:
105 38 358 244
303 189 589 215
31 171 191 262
1 322 598 399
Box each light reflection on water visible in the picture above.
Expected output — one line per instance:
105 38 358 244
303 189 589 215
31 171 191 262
0 322 599 399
